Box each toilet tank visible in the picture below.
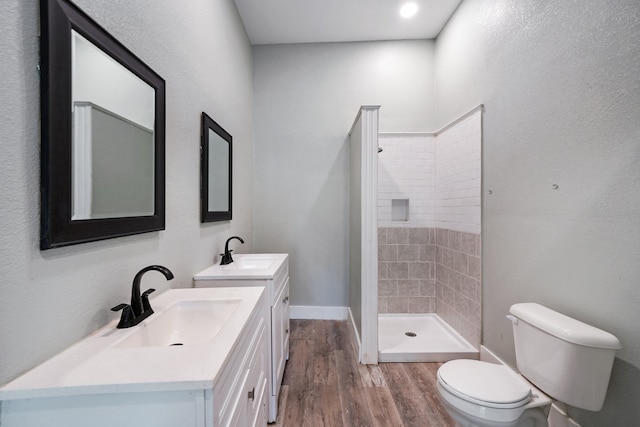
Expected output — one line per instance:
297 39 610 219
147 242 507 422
509 303 621 411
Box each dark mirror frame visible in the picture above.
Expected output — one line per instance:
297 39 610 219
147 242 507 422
40 0 166 249
201 112 232 223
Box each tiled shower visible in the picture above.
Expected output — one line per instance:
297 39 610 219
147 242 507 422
377 108 482 349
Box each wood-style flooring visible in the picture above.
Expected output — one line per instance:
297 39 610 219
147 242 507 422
274 319 455 427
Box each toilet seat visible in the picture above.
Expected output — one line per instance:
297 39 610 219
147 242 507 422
437 360 532 409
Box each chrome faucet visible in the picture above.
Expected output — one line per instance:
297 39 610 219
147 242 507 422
111 265 174 328
220 236 244 265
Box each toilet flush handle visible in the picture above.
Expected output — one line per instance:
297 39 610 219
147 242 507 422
506 315 519 325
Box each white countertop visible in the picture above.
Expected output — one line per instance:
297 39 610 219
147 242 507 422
194 253 288 280
0 287 265 400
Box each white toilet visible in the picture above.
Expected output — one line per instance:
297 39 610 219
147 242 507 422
437 303 621 427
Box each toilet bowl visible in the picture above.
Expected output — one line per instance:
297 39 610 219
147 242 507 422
437 359 551 427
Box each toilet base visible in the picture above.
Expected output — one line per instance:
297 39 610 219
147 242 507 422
441 397 548 427
438 383 549 427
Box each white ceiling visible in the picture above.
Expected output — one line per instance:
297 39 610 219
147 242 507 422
233 0 462 45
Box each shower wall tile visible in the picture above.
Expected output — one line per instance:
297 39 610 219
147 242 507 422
467 256 481 280
378 227 437 314
443 247 455 268
449 269 461 292
408 262 429 279
378 227 387 245
469 300 481 324
435 109 481 234
460 274 479 301
378 110 480 234
460 232 477 256
379 225 464 321
379 245 398 262
398 245 420 262
387 228 409 244
437 301 481 349
408 228 430 244
388 262 409 279
420 280 436 297
441 282 455 306
454 251 467 274
454 293 470 316
420 244 435 262
435 227 482 349
438 264 449 286
378 261 388 280
449 230 461 252
409 297 435 313
397 279 420 297
379 280 398 296
388 297 409 313
378 134 437 228
379 297 388 314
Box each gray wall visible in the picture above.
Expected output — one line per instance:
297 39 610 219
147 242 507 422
0 0 254 385
252 40 436 307
435 1 640 424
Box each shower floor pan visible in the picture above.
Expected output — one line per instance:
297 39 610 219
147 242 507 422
378 314 478 362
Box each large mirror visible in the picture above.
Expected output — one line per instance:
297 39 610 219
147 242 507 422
201 113 232 222
40 0 166 249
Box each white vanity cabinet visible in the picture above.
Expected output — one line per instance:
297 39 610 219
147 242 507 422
193 254 290 422
0 288 269 427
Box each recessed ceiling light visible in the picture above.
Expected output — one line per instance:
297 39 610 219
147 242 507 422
400 2 418 18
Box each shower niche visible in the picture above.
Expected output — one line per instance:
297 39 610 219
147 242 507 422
391 199 409 222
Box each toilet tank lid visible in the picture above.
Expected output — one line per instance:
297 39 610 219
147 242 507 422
510 303 622 350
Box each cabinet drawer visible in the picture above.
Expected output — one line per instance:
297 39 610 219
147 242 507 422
214 313 265 426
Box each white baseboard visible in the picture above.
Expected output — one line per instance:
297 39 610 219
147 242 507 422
289 305 349 320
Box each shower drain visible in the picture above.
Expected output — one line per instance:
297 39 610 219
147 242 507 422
405 332 417 337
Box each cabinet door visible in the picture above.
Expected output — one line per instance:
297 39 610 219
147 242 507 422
283 280 290 361
271 278 289 396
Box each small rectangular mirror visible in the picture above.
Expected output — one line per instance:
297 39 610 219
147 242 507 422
201 113 232 222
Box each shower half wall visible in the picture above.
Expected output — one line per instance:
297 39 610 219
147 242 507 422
378 108 482 358
349 106 380 364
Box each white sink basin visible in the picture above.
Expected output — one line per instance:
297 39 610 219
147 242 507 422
117 299 241 348
225 255 277 270
195 253 287 280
